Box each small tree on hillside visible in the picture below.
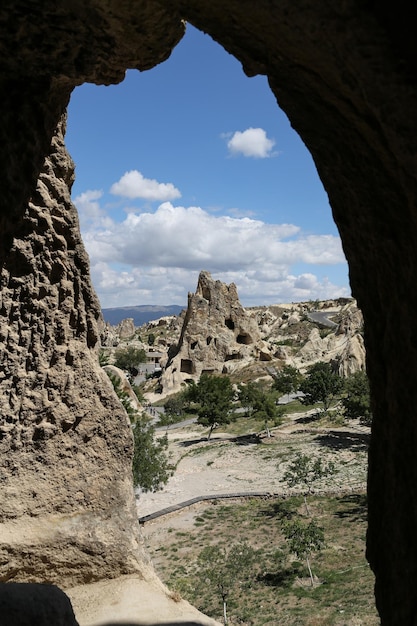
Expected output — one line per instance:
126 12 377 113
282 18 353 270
197 542 256 625
107 372 137 423
187 374 234 440
299 361 343 413
281 452 335 515
283 519 324 587
272 364 302 398
98 349 110 366
114 345 147 375
132 415 173 492
160 393 187 427
342 370 372 425
104 370 172 492
256 393 284 437
238 383 283 435
237 382 261 417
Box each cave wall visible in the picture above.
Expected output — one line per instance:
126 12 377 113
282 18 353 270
0 114 150 585
1 1 417 623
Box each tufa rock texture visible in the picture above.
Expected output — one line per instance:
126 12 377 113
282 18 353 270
296 302 366 376
159 271 266 396
0 116 146 586
1 1 417 622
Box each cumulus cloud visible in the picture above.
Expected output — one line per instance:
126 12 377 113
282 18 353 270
73 189 115 232
74 189 103 222
82 201 344 271
90 262 349 309
110 170 181 201
74 195 349 308
226 127 276 158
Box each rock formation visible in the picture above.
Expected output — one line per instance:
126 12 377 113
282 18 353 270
158 271 267 396
296 302 366 376
0 116 146 586
103 365 142 413
116 318 136 340
1 1 417 622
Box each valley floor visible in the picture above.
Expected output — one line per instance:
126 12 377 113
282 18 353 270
137 410 369 520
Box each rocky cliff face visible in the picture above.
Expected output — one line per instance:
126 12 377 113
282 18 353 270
0 116 147 586
296 302 366 376
158 271 267 396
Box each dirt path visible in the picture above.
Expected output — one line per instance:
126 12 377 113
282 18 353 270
137 414 369 520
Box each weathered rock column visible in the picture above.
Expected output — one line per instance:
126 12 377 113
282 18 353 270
0 116 147 586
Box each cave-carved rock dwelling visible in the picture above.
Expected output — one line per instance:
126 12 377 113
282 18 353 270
0 2 416 624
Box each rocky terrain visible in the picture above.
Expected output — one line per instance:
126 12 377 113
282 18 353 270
100 271 365 404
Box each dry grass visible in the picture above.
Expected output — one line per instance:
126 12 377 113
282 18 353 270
144 494 378 625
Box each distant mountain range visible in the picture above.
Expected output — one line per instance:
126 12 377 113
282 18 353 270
101 304 185 326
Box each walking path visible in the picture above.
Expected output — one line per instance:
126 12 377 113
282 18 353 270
136 414 369 521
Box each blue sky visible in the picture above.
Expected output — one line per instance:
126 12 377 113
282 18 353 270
66 24 350 309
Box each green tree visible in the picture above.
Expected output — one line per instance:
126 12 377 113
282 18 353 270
253 389 284 436
238 382 283 435
159 393 187 427
237 382 261 417
105 370 172 492
272 364 302 398
188 374 234 440
281 453 335 515
164 394 185 419
98 349 110 366
299 361 343 413
342 370 372 425
114 345 147 374
197 542 255 625
107 372 137 423
132 415 173 492
283 518 324 586
147 333 156 346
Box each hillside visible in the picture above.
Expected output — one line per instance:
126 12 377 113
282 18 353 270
102 304 185 326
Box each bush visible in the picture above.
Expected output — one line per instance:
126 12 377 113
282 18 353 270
114 346 147 374
132 416 173 492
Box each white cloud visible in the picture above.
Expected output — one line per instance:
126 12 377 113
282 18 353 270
74 195 349 308
83 201 344 271
90 264 197 308
110 170 181 201
74 189 103 223
73 189 115 232
90 263 349 309
226 127 276 158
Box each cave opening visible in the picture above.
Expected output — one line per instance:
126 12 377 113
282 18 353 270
66 24 349 315
61 16 358 623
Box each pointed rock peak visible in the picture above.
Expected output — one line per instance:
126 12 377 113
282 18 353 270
195 270 238 304
196 270 215 301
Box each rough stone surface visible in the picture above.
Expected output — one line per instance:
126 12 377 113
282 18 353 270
297 303 366 376
0 117 146 586
116 318 136 340
0 1 417 623
103 365 142 413
159 271 264 396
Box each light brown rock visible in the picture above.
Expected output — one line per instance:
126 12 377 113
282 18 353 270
0 116 145 586
159 271 265 396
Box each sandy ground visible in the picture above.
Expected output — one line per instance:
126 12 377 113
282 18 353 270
137 414 368 520
68 574 221 626
69 413 368 626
